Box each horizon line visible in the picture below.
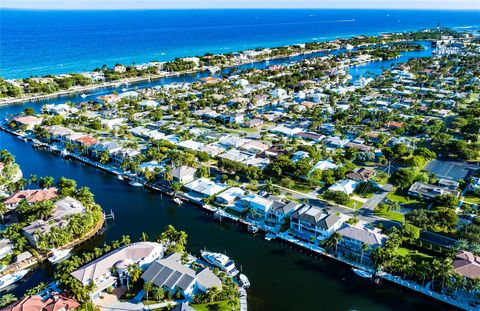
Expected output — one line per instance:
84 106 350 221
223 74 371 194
2 7 480 11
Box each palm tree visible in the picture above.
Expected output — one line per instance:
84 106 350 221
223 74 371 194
360 242 369 265
163 167 173 184
140 232 149 242
127 264 142 285
39 176 55 189
153 286 165 302
121 235 131 246
85 280 97 301
143 282 153 301
0 294 17 307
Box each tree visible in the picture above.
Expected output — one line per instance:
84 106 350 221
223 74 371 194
389 168 417 189
196 166 209 178
0 294 17 307
99 151 110 164
360 242 369 265
323 190 350 205
153 286 165 302
143 282 153 301
127 264 142 284
39 176 55 189
140 232 149 242
402 223 420 241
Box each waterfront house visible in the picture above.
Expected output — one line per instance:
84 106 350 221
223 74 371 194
408 181 460 200
42 103 79 116
268 201 301 223
0 238 13 260
328 179 358 195
215 187 245 205
51 196 86 219
2 188 58 210
290 204 344 241
92 141 122 156
11 116 43 131
453 250 480 280
237 194 273 218
141 252 222 300
172 166 197 184
111 148 141 165
2 294 79 311
70 242 164 299
337 224 387 262
184 178 227 198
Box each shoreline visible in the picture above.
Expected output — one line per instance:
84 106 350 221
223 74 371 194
0 126 473 311
0 38 416 107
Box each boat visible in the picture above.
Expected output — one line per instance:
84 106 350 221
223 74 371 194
129 180 143 187
200 250 239 277
173 197 183 205
247 225 259 234
116 175 124 181
61 149 69 157
239 273 250 289
48 248 72 264
265 233 276 241
0 269 30 291
121 88 128 92
80 93 87 98
352 268 373 279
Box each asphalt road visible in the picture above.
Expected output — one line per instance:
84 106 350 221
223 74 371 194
360 183 394 211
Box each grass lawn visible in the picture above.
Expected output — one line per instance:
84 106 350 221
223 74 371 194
387 189 424 208
346 199 363 209
374 204 405 222
464 194 480 205
191 299 239 311
395 245 434 263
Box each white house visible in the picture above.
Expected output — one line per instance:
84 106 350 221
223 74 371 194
215 187 245 205
184 178 227 198
0 238 13 260
328 179 358 195
290 204 344 241
172 166 197 184
238 194 273 217
311 160 338 172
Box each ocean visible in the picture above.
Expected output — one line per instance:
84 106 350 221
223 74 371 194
1 9 479 79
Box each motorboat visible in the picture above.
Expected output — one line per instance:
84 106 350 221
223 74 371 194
116 174 124 181
80 93 87 98
173 197 183 205
200 250 239 276
48 248 72 264
352 268 373 279
239 273 250 289
0 269 30 291
129 180 143 187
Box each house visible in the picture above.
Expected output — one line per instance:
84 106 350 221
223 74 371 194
172 166 197 184
240 141 269 153
142 252 222 300
51 196 86 219
42 103 79 116
0 238 13 260
184 178 227 198
215 187 245 205
111 148 141 164
438 178 459 190
70 242 164 299
2 294 79 311
3 188 58 209
245 118 264 128
346 168 375 182
269 201 301 223
408 181 460 200
290 204 344 241
101 118 126 129
138 100 159 109
291 151 310 163
325 136 350 149
92 141 122 155
311 160 337 172
237 194 273 217
328 179 358 195
453 250 480 280
178 140 205 152
11 116 43 130
337 224 388 262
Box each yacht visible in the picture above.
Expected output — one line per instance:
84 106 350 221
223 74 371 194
352 268 373 279
239 273 250 289
0 269 30 291
200 250 239 276
173 197 183 205
48 248 72 264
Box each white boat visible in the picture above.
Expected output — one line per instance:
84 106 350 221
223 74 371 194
116 175 124 181
48 248 72 264
121 88 128 92
352 268 373 279
173 197 183 205
0 269 30 291
80 93 87 98
247 225 259 234
129 180 143 187
265 233 276 241
239 274 250 289
201 250 239 277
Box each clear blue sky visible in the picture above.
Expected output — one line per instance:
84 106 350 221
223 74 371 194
2 0 479 10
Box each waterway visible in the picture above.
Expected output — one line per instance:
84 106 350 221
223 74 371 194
0 44 456 311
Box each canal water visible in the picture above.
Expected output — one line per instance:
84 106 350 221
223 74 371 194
0 44 453 311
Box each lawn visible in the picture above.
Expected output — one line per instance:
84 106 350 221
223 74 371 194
374 204 405 222
387 189 424 208
464 194 480 205
191 299 239 311
395 245 434 264
346 199 363 209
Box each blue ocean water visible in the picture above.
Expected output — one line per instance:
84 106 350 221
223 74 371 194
1 9 479 78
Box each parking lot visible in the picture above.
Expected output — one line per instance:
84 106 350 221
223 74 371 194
424 160 480 181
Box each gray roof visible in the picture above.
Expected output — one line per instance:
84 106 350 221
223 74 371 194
274 201 300 216
291 204 340 230
337 225 387 246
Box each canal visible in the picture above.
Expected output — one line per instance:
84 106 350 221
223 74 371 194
0 43 454 311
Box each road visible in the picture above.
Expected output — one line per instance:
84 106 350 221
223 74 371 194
360 183 394 211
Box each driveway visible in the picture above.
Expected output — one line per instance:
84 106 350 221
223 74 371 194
360 183 394 213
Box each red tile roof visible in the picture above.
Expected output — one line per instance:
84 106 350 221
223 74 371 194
3 188 58 206
1 294 79 311
453 251 480 280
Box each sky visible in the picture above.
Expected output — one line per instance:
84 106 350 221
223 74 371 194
2 0 479 10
